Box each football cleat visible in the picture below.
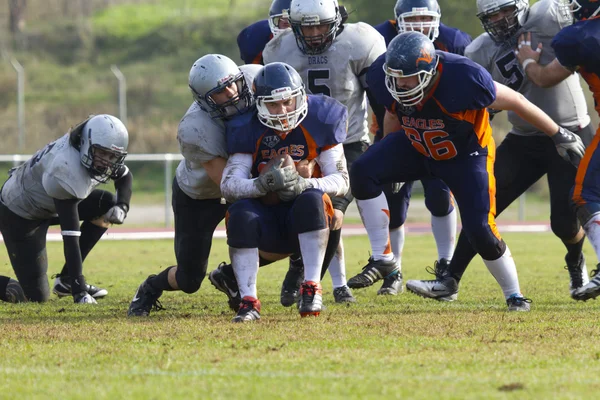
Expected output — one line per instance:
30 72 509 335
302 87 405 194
74 291 97 304
406 275 459 301
5 279 27 303
209 262 241 311
127 276 164 317
425 258 451 280
232 296 261 323
280 256 304 307
506 294 532 312
298 281 323 317
377 271 403 296
333 285 356 303
564 253 589 298
52 274 108 299
572 265 600 301
347 257 399 289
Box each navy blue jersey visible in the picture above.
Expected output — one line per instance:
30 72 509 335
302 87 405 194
227 95 348 177
237 19 273 65
552 18 600 116
366 51 496 158
373 20 471 55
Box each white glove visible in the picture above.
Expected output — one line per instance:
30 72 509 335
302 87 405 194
255 165 298 194
104 204 128 224
278 176 312 202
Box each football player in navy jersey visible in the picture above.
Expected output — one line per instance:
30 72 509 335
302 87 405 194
515 0 600 301
369 0 472 296
348 31 585 311
237 0 291 64
221 62 349 322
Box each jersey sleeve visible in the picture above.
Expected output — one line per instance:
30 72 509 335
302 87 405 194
552 26 583 71
177 107 227 164
42 173 79 200
309 95 348 147
350 23 387 85
366 54 396 111
237 20 272 64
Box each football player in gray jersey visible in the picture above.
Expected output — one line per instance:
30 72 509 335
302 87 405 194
406 0 593 301
262 0 387 305
127 55 261 316
0 114 131 304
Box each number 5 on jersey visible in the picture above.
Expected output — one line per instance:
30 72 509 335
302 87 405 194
403 127 457 160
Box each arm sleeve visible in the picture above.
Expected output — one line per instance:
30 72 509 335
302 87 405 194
113 166 133 211
53 198 83 292
220 153 265 203
305 144 349 197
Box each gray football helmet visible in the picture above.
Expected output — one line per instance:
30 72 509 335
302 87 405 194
289 0 342 55
476 0 529 43
188 54 253 119
78 114 128 183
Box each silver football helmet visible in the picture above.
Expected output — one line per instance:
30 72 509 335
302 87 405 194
476 0 529 43
289 0 342 55
78 114 128 183
188 54 253 119
269 0 292 38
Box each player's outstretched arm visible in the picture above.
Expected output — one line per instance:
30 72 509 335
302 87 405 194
490 82 585 166
221 153 298 203
514 32 572 88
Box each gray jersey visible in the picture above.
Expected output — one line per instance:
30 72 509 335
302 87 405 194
175 64 261 200
263 22 386 144
0 134 101 220
465 0 590 136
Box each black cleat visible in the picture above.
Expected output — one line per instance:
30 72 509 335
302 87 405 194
298 281 323 317
5 279 27 303
425 258 451 280
127 276 164 317
52 274 108 299
209 262 241 311
347 257 399 289
564 254 589 298
377 271 403 296
333 285 356 303
280 256 304 307
572 265 600 301
232 296 261 322
506 295 532 311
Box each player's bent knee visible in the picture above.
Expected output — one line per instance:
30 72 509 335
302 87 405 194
226 200 261 248
91 217 111 228
425 196 454 217
550 215 580 241
292 189 329 233
350 159 380 200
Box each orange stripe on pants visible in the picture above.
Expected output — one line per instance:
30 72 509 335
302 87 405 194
573 126 600 206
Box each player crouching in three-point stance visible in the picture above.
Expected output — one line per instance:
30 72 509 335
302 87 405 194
0 114 131 304
221 62 349 322
348 31 585 311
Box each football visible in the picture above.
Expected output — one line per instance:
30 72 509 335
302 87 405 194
259 154 295 205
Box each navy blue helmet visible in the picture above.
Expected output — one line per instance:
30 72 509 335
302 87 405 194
394 0 441 41
383 31 439 107
253 62 308 131
289 0 342 55
269 0 292 37
557 0 600 21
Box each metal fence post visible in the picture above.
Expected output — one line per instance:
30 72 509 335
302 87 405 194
110 65 127 126
3 54 26 152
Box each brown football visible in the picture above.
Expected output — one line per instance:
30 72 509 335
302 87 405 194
259 154 295 205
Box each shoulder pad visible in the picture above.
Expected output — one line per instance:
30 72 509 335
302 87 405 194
464 34 496 70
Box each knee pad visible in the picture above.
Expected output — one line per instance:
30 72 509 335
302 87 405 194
350 159 381 200
226 200 261 248
550 214 580 241
465 227 506 260
21 276 50 303
292 189 329 233
175 267 204 294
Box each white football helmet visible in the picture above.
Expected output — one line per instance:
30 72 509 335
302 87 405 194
268 0 292 38
78 114 128 183
188 54 253 119
289 0 342 55
394 0 441 41
476 0 529 43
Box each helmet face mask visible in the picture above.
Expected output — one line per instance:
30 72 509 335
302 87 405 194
188 54 254 120
394 0 441 41
555 0 600 21
289 0 342 55
253 62 308 132
78 114 128 183
383 31 439 107
476 0 529 43
269 0 292 37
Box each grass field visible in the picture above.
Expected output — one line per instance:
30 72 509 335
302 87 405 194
1 232 599 399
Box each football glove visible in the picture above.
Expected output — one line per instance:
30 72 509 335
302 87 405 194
255 165 298 194
104 204 128 224
552 127 585 167
391 182 404 194
278 176 312 202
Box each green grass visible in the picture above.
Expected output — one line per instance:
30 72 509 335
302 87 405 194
1 232 599 399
